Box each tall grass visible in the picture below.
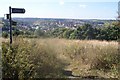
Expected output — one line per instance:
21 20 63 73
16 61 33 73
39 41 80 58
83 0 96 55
2 38 120 79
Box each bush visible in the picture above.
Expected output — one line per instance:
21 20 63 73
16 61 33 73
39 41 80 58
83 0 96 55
2 40 34 79
90 49 120 78
2 32 8 38
2 38 66 79
91 53 120 70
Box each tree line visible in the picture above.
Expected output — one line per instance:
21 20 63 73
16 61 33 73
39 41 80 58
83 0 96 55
2 21 120 41
49 23 120 41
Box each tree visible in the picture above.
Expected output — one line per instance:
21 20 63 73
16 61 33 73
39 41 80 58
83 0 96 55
63 29 73 39
69 30 78 39
34 27 45 37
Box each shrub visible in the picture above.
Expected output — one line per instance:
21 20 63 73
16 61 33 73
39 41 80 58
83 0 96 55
2 41 34 79
2 38 66 79
2 32 8 38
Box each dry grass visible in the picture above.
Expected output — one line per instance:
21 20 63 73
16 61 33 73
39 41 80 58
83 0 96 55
1 38 120 78
22 38 119 78
0 38 8 43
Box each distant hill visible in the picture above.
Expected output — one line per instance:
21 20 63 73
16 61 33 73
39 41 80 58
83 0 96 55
1 17 116 30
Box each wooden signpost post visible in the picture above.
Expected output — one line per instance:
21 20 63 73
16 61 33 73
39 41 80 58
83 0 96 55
8 6 25 45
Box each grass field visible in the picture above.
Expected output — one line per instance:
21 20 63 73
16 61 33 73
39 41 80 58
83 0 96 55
1 38 120 79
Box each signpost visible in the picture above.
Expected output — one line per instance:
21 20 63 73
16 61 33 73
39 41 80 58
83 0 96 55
9 6 12 44
12 8 25 13
9 6 25 45
4 14 10 19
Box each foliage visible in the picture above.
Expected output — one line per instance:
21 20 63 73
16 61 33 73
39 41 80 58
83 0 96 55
50 23 120 41
34 27 45 37
50 28 67 38
60 39 119 78
2 40 34 79
2 18 120 41
2 38 66 79
2 31 8 38
62 29 74 39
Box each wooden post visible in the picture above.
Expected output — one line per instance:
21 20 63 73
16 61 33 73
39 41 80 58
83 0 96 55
9 6 12 45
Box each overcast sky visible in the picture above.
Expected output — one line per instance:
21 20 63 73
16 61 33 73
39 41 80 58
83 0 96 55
0 0 119 19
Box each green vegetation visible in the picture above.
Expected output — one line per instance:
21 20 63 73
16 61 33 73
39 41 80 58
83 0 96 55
2 38 66 79
50 23 120 41
2 19 120 41
2 32 8 38
2 38 120 79
1 19 120 79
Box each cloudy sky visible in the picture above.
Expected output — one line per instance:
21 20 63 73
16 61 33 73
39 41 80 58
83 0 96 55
0 0 119 19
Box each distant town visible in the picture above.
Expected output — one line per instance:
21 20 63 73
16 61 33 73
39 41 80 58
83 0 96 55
1 18 116 31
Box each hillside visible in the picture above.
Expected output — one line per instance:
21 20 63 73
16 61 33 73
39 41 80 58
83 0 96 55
2 38 119 79
1 18 116 30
